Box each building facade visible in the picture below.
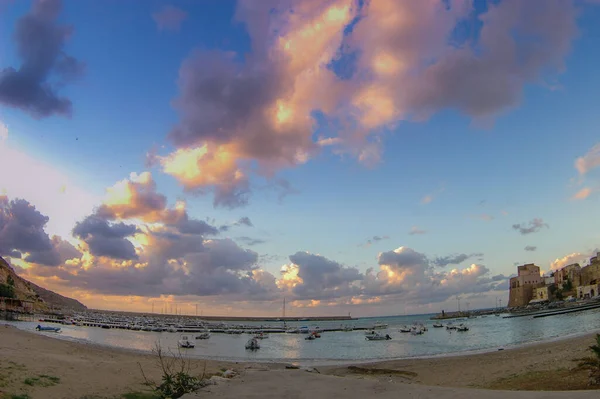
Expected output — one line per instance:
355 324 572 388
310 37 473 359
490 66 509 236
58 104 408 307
577 283 600 299
508 264 543 307
554 263 582 289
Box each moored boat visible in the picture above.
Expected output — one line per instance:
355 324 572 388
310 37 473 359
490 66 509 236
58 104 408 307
245 337 260 350
195 332 210 340
366 332 391 341
178 335 195 348
35 325 61 333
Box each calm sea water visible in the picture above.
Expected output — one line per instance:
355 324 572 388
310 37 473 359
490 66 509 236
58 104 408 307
8 309 600 364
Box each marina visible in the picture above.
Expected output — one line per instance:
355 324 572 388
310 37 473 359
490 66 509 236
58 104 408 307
13 305 600 364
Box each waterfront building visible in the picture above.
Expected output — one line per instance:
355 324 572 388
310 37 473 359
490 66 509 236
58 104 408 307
580 253 600 286
554 263 581 289
508 264 543 307
577 283 600 299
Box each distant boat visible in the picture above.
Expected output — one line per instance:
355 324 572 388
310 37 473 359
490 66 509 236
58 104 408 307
35 325 61 333
178 335 195 348
372 321 388 329
167 326 178 333
245 337 260 350
399 325 412 333
456 324 469 332
305 335 316 341
433 322 444 328
195 332 210 340
366 332 391 341
446 323 457 330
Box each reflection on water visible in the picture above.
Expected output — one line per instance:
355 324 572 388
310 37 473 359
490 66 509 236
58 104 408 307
10 309 600 364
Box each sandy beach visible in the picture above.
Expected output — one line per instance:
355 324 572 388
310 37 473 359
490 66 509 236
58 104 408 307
1 324 599 398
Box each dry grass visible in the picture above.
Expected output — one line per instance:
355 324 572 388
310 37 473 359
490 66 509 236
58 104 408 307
484 367 598 391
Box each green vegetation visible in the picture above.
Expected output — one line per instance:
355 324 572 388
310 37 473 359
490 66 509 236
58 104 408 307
121 392 161 399
6 275 14 287
579 334 600 385
6 394 31 399
0 283 15 298
563 277 573 292
138 343 207 399
23 374 60 387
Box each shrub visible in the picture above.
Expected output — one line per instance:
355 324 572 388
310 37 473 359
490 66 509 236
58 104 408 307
138 343 207 399
0 283 15 298
579 334 600 385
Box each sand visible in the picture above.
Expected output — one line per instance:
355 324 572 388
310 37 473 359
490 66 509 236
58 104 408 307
1 324 599 398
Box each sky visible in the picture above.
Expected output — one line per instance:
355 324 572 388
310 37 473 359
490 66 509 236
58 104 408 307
1 0 600 317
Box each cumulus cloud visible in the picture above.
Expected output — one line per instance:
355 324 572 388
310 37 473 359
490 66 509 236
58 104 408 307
512 218 549 235
408 226 426 235
154 0 580 207
279 251 363 300
550 251 593 271
152 5 187 32
0 0 84 118
72 215 139 260
0 196 51 253
575 143 600 175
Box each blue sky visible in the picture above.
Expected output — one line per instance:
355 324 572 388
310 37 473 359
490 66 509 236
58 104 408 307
1 0 599 316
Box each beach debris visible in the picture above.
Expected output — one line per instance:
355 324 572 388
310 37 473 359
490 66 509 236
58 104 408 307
301 367 320 374
285 364 300 369
222 369 237 379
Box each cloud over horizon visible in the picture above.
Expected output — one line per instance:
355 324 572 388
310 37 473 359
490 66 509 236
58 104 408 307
2 174 510 312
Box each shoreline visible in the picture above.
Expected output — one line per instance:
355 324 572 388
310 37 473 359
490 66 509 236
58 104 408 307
1 324 599 398
6 320 600 367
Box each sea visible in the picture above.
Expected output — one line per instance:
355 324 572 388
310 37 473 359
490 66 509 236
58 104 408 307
6 308 600 365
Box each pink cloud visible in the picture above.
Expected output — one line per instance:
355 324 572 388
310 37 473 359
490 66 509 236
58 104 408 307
157 0 583 207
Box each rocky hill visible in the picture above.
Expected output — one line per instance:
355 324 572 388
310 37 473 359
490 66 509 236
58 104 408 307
0 256 87 311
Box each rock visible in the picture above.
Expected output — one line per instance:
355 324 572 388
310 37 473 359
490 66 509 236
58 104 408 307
222 369 237 378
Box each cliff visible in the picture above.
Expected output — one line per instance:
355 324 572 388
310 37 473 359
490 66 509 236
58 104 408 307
0 256 87 311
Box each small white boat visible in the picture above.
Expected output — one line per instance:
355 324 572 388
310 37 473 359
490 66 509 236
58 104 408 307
254 332 269 339
446 323 457 330
399 326 412 333
372 321 388 329
195 332 210 340
456 324 469 332
178 335 195 348
342 325 354 332
366 332 392 341
364 330 377 335
167 326 178 333
433 322 443 328
411 327 424 335
245 337 260 350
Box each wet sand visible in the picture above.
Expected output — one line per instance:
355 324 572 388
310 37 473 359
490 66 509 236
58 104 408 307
1 324 599 398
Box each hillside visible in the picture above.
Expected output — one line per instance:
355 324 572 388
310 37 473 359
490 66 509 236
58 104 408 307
0 256 87 311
